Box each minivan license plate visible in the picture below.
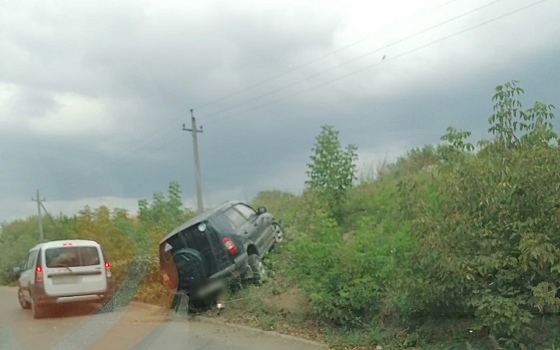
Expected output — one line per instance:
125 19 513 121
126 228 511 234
52 275 80 284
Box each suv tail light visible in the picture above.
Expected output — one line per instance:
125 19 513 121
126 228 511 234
222 237 238 256
104 261 112 278
161 268 173 288
35 266 43 284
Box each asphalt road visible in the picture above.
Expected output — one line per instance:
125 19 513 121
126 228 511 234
0 287 326 350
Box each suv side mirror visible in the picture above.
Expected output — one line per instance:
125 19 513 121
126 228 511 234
12 266 21 276
257 206 267 215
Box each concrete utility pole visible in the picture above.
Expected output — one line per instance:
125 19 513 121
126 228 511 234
183 109 204 214
32 190 45 241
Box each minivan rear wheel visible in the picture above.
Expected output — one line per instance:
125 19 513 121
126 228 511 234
18 288 30 309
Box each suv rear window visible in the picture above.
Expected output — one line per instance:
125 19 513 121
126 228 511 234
45 246 101 267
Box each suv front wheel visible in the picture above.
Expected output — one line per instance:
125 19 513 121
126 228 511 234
272 222 284 244
248 254 267 285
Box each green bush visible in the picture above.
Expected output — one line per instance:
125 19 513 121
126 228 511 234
282 81 560 348
287 180 415 329
0 218 44 284
405 81 560 347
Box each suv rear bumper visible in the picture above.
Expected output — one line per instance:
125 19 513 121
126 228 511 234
177 252 249 300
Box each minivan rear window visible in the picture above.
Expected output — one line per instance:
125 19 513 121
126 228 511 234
45 246 101 267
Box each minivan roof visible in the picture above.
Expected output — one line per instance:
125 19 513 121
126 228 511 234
30 239 101 251
158 200 243 245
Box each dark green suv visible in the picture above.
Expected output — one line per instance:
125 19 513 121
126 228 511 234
158 200 283 305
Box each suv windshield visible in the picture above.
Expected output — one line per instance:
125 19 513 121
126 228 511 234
45 247 100 268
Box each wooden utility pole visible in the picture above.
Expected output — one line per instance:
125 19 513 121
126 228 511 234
183 109 204 214
32 190 45 241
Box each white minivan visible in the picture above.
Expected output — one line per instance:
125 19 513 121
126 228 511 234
13 239 114 319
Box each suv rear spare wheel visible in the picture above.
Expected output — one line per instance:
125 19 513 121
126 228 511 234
173 247 209 294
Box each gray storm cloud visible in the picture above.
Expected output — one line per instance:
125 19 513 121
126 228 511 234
1 0 559 221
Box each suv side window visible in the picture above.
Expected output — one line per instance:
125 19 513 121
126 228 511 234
234 204 257 220
211 213 237 233
223 207 248 228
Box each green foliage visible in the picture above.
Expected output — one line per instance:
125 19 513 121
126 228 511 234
73 205 137 287
381 144 439 180
284 81 560 348
137 180 194 258
0 219 38 284
288 180 415 330
286 209 347 322
251 190 298 223
138 181 191 234
487 81 557 149
404 81 560 347
306 125 358 223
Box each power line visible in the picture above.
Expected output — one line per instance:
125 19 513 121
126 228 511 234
193 0 462 111
99 0 466 167
205 0 549 126
72 0 547 181
83 0 504 166
201 0 504 121
39 200 64 238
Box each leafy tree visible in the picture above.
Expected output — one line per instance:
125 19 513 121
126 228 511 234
0 218 38 284
306 125 358 223
138 181 191 235
486 80 557 150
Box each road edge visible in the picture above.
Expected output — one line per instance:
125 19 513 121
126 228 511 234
130 301 329 349
0 287 327 349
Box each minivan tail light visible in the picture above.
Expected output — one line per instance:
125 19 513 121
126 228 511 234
35 266 43 284
222 237 237 255
103 261 112 278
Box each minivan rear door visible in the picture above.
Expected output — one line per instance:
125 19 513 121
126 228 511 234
19 249 39 299
42 245 107 297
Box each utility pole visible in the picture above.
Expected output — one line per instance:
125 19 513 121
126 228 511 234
183 109 204 214
32 190 45 241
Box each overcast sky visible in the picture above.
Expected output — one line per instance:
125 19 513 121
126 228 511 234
1 0 559 223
